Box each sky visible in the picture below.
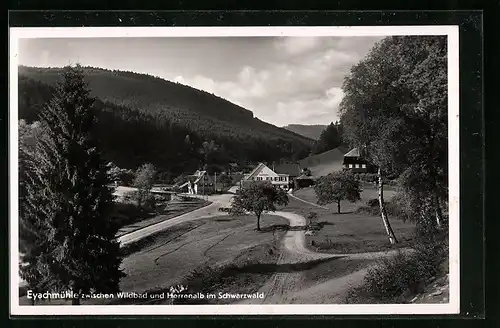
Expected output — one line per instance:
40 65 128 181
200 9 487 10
18 36 382 126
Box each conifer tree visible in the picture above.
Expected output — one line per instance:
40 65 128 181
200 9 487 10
19 65 125 305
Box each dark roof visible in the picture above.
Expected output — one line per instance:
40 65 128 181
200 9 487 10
274 163 301 176
296 174 315 180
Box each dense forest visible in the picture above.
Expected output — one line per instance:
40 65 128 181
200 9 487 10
311 122 348 154
18 67 314 181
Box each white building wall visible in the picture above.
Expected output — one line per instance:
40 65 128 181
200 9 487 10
246 164 290 190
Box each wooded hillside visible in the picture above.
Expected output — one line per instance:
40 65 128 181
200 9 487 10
18 66 314 180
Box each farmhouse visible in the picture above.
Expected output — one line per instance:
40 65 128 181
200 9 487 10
342 148 376 173
179 170 215 195
242 163 290 190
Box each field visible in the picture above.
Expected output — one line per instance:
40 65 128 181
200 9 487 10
115 198 210 237
19 185 418 306
297 147 348 177
19 214 289 305
289 185 417 254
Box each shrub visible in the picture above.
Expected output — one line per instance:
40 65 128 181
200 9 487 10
361 239 448 302
385 179 399 187
353 173 379 183
137 192 158 210
415 214 441 238
172 264 227 304
307 211 318 225
356 198 379 216
355 205 380 216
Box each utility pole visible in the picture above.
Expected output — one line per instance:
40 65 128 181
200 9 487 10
214 172 217 194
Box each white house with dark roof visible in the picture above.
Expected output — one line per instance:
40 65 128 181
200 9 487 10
242 163 290 189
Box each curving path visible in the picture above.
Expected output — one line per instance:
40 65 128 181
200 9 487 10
116 186 406 304
118 193 233 246
239 210 408 304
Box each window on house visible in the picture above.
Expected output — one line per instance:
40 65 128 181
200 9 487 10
349 164 354 168
355 164 360 168
361 164 366 169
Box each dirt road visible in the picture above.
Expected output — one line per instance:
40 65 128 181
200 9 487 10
118 193 233 246
240 210 406 304
117 188 404 304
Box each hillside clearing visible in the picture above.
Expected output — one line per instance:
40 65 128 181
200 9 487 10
288 186 416 254
297 147 349 177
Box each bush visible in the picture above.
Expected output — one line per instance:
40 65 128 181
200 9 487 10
171 264 227 304
131 191 158 210
109 202 153 228
355 205 380 216
358 194 415 222
355 198 379 216
361 240 448 302
354 173 378 183
415 214 441 238
307 211 318 224
385 179 399 187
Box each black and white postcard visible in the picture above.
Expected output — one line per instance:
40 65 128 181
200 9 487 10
9 26 460 315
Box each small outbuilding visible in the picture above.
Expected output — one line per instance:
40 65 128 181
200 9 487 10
295 174 315 189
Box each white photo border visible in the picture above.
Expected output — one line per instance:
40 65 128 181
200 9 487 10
9 25 460 316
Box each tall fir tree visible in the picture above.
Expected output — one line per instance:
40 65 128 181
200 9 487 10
312 122 342 154
19 65 125 305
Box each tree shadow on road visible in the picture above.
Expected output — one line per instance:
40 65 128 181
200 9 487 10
259 224 309 232
213 218 233 222
221 256 346 275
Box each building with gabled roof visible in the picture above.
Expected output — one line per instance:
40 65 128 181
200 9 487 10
342 147 376 173
179 170 217 195
241 162 290 190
